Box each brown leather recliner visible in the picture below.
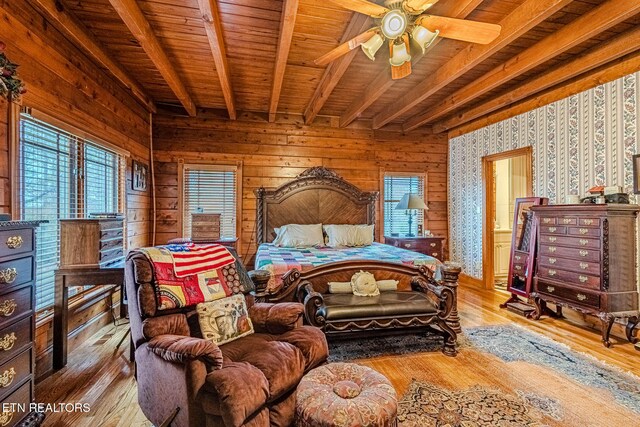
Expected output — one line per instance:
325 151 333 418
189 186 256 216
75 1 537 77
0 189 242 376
125 249 329 427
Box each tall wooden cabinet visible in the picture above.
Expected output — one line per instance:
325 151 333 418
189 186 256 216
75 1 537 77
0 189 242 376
530 204 640 347
0 221 45 426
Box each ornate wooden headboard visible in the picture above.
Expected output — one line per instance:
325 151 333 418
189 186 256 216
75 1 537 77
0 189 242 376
254 167 379 244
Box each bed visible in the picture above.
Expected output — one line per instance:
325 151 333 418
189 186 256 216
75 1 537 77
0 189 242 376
254 166 440 292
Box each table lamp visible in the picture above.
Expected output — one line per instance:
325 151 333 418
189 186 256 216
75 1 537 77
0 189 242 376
395 193 428 237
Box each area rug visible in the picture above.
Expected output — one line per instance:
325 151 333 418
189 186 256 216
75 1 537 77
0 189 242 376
327 333 443 362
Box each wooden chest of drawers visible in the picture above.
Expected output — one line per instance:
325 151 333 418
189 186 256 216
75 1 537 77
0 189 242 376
60 219 124 268
531 205 640 347
384 236 445 261
0 221 45 426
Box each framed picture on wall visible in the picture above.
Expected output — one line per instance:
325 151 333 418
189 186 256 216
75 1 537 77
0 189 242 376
634 154 640 194
132 160 149 191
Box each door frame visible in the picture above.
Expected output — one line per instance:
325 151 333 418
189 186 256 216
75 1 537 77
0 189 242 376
482 147 533 289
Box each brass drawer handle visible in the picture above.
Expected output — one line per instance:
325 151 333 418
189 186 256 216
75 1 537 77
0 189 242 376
430 243 436 247
5 236 23 249
548 247 556 253
579 250 588 257
579 275 588 283
0 367 15 388
547 286 555 293
562 218 572 224
548 258 556 264
583 219 594 225
515 265 522 271
579 239 589 246
577 293 587 301
515 255 521 261
0 412 13 426
0 300 17 317
431 252 438 257
404 243 411 248
543 218 552 223
0 268 17 285
0 333 16 351
548 269 557 276
548 237 557 243
579 228 588 235
580 262 589 270
548 227 557 233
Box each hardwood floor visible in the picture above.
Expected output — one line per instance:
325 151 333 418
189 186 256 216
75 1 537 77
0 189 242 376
36 285 640 426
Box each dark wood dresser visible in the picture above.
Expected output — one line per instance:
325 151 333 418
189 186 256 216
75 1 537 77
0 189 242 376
384 236 445 261
531 204 640 347
0 221 45 426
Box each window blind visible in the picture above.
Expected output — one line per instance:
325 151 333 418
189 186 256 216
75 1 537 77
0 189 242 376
19 114 123 311
183 165 237 239
383 174 425 237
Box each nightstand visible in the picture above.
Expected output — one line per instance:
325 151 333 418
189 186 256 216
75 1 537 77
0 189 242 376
384 236 445 261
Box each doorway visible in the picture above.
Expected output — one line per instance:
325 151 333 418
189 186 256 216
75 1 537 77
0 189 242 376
482 147 533 290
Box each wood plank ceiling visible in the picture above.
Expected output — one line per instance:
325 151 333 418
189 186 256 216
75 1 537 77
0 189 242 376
41 0 640 133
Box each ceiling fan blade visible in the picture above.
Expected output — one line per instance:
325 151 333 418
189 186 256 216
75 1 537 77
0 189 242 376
326 0 389 17
315 28 378 66
417 15 501 45
403 0 440 15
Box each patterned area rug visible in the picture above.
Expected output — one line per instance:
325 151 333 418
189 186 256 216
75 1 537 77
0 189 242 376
328 333 443 362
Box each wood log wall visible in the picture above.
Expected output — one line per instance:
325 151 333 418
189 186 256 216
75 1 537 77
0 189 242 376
153 111 449 266
0 1 152 378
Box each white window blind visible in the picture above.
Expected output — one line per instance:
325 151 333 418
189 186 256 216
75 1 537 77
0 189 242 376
19 114 123 311
383 174 425 237
183 165 237 239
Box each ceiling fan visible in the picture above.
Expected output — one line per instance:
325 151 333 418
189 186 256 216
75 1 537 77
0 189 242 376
316 0 502 79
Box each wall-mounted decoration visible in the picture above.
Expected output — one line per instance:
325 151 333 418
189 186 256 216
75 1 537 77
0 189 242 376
132 160 149 191
0 41 26 101
633 154 640 194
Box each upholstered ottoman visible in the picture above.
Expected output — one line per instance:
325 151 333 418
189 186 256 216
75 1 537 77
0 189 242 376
296 362 397 427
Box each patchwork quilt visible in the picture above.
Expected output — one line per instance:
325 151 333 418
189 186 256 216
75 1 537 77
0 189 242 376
255 242 440 291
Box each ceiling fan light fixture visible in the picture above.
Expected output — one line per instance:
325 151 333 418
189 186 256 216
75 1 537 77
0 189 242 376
389 40 411 67
361 33 384 61
381 10 407 39
411 26 439 53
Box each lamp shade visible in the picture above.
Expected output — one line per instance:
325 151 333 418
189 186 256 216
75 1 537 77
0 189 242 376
361 33 384 61
395 193 428 210
389 42 411 67
411 26 439 54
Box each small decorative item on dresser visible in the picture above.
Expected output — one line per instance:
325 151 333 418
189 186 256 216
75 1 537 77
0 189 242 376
384 235 445 261
59 218 125 268
190 213 221 241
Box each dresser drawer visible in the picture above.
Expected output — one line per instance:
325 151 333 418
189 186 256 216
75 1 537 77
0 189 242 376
539 256 600 276
0 230 33 260
568 227 600 237
100 228 124 240
99 236 123 251
577 217 600 227
537 282 600 308
100 247 124 264
512 252 528 264
556 217 577 226
0 258 33 290
99 220 123 231
0 288 33 330
0 378 31 427
537 266 600 290
538 244 600 262
0 317 32 364
539 225 566 235
541 234 600 249
0 349 31 402
539 217 556 225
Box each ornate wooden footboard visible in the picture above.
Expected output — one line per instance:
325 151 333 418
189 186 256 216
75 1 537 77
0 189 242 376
264 260 462 356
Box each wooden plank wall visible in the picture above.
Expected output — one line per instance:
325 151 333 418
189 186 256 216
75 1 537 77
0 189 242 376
153 111 449 266
0 1 152 377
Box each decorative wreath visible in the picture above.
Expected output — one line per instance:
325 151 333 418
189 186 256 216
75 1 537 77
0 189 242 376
0 41 26 102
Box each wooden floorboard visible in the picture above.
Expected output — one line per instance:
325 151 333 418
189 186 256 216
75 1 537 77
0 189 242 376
35 285 640 426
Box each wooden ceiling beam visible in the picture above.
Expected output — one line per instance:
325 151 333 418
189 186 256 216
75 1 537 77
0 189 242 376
31 0 155 113
197 0 236 120
403 0 640 132
372 0 572 130
108 0 196 117
303 13 371 125
269 0 299 123
338 0 483 128
435 25 640 133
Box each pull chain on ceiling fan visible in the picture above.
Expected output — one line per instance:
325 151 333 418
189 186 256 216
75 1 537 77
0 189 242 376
316 0 502 80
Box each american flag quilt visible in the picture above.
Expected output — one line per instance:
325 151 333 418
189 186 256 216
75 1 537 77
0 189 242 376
255 242 440 292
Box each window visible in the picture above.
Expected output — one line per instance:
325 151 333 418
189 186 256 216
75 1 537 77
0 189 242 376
18 113 124 311
383 173 426 237
182 164 239 239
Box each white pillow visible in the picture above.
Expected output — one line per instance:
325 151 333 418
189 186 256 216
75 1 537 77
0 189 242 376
351 271 379 297
323 224 374 247
272 224 324 247
328 279 398 294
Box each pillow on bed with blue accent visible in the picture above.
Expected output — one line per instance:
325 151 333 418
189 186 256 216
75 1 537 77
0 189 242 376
324 224 374 247
272 224 325 247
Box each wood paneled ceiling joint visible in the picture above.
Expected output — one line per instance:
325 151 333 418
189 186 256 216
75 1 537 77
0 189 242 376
108 0 197 117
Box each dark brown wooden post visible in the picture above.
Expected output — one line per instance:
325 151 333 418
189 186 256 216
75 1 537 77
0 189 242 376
441 262 462 333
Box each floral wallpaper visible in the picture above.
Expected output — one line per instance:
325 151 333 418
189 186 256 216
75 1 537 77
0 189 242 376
449 71 639 279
